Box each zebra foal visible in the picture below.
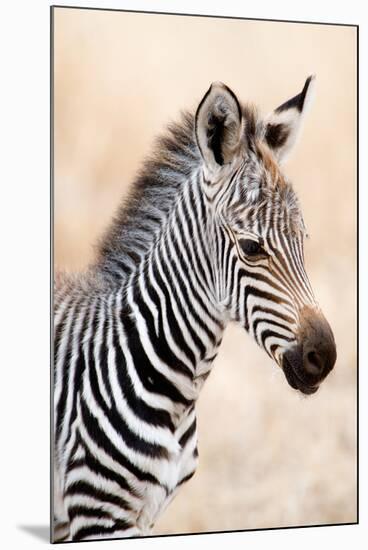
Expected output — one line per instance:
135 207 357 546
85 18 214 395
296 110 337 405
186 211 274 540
53 76 336 541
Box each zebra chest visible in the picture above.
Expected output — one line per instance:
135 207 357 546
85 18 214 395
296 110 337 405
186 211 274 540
137 415 199 533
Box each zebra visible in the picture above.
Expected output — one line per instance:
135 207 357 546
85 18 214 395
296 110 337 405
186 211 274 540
53 76 337 541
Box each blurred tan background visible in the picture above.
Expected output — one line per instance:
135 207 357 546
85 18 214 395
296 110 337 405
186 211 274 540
53 8 357 534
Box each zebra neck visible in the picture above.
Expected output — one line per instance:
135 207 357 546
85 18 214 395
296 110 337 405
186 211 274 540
120 181 225 406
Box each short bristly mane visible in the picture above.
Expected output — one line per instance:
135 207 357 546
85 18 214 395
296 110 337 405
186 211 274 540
93 104 264 284
93 110 201 284
57 102 300 293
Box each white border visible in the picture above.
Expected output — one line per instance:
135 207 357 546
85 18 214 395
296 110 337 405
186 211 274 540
0 1 365 548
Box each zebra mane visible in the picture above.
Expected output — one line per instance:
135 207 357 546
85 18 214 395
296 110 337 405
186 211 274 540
86 102 300 286
94 110 201 283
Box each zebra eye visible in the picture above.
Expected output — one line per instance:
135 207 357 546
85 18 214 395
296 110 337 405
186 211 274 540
239 239 265 258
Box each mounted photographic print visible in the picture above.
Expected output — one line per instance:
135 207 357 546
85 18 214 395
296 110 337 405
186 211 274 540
51 6 358 543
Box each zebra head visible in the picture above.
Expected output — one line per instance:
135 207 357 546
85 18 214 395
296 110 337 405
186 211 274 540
195 77 336 394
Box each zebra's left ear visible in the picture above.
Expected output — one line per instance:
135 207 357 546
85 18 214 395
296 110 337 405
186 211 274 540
195 82 242 170
264 75 316 163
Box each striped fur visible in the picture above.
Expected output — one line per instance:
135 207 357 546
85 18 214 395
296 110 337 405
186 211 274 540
53 78 334 541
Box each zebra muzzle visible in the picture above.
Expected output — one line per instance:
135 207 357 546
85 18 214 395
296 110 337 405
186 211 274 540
281 307 337 395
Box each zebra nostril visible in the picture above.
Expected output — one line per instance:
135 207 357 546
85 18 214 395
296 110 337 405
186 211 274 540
305 350 324 376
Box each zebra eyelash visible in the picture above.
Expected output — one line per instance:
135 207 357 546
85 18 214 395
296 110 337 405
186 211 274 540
227 228 269 262
237 237 268 260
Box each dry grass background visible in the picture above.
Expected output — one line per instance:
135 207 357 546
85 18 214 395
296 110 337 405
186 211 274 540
53 8 357 535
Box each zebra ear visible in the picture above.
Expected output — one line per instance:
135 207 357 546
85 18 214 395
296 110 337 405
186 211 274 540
195 82 242 170
264 75 316 163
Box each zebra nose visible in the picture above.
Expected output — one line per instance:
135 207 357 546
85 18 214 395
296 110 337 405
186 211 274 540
303 347 330 377
303 337 336 380
299 307 337 381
